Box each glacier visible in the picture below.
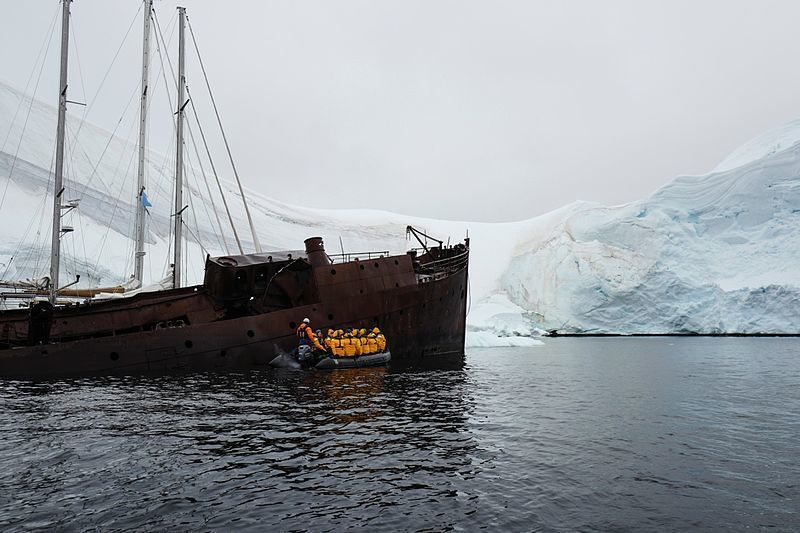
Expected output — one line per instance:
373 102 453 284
1 80 799 342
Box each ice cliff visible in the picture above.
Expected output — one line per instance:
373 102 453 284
1 80 798 340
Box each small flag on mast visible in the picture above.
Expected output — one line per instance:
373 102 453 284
141 190 152 208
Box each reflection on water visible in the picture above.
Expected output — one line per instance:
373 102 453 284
0 338 798 530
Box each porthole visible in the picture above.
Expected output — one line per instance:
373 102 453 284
330 268 337 275
110 351 119 361
359 289 364 294
374 262 379 268
360 264 365 270
394 260 399 266
289 321 297 330
247 330 255 338
422 303 426 309
328 313 334 321
395 282 400 288
185 340 193 349
399 309 404 316
220 350 227 357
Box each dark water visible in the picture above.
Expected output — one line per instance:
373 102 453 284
1 338 798 531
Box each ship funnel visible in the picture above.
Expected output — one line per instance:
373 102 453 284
304 237 331 267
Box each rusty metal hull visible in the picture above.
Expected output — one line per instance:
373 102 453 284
0 244 468 378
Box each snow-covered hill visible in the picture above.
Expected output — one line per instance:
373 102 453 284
1 80 798 338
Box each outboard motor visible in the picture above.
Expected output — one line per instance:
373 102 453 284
297 344 315 367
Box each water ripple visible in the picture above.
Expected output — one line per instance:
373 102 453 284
0 338 798 530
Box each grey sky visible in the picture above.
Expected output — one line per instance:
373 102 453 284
2 0 800 222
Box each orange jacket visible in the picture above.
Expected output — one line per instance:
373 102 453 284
297 323 324 351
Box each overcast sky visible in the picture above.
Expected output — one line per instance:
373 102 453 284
2 0 800 222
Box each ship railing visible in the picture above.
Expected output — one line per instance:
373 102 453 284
328 251 391 264
415 249 469 282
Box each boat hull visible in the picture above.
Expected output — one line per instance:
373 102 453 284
0 260 467 378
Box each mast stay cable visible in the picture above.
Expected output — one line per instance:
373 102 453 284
183 132 227 254
186 90 243 254
152 9 227 270
186 15 262 252
153 8 240 255
185 110 230 254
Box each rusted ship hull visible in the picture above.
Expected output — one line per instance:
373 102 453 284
0 237 468 378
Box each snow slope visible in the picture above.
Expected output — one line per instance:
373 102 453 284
1 80 799 338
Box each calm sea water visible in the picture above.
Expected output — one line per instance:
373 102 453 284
0 338 798 531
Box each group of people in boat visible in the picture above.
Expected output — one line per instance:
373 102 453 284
296 318 387 359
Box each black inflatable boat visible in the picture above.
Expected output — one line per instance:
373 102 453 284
268 349 391 370
315 351 391 370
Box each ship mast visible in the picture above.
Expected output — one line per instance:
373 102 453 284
173 6 187 288
49 0 72 304
133 0 153 287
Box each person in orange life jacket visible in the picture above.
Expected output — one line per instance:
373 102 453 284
297 318 325 352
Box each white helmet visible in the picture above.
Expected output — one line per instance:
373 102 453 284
303 317 310 324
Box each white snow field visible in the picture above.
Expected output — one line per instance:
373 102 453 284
1 80 799 342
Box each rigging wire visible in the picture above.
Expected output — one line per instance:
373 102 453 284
0 6 60 211
181 221 210 259
140 7 178 281
64 19 92 285
186 15 262 252
67 10 89 140
89 143 138 284
150 8 179 282
27 136 58 281
74 81 140 201
66 0 143 161
0 175 51 281
187 93 243 254
88 100 142 283
62 125 79 285
184 136 226 254
0 3 59 153
152 8 228 259
185 114 230 254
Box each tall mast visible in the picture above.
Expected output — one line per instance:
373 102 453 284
49 0 72 304
173 6 186 288
133 0 153 287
